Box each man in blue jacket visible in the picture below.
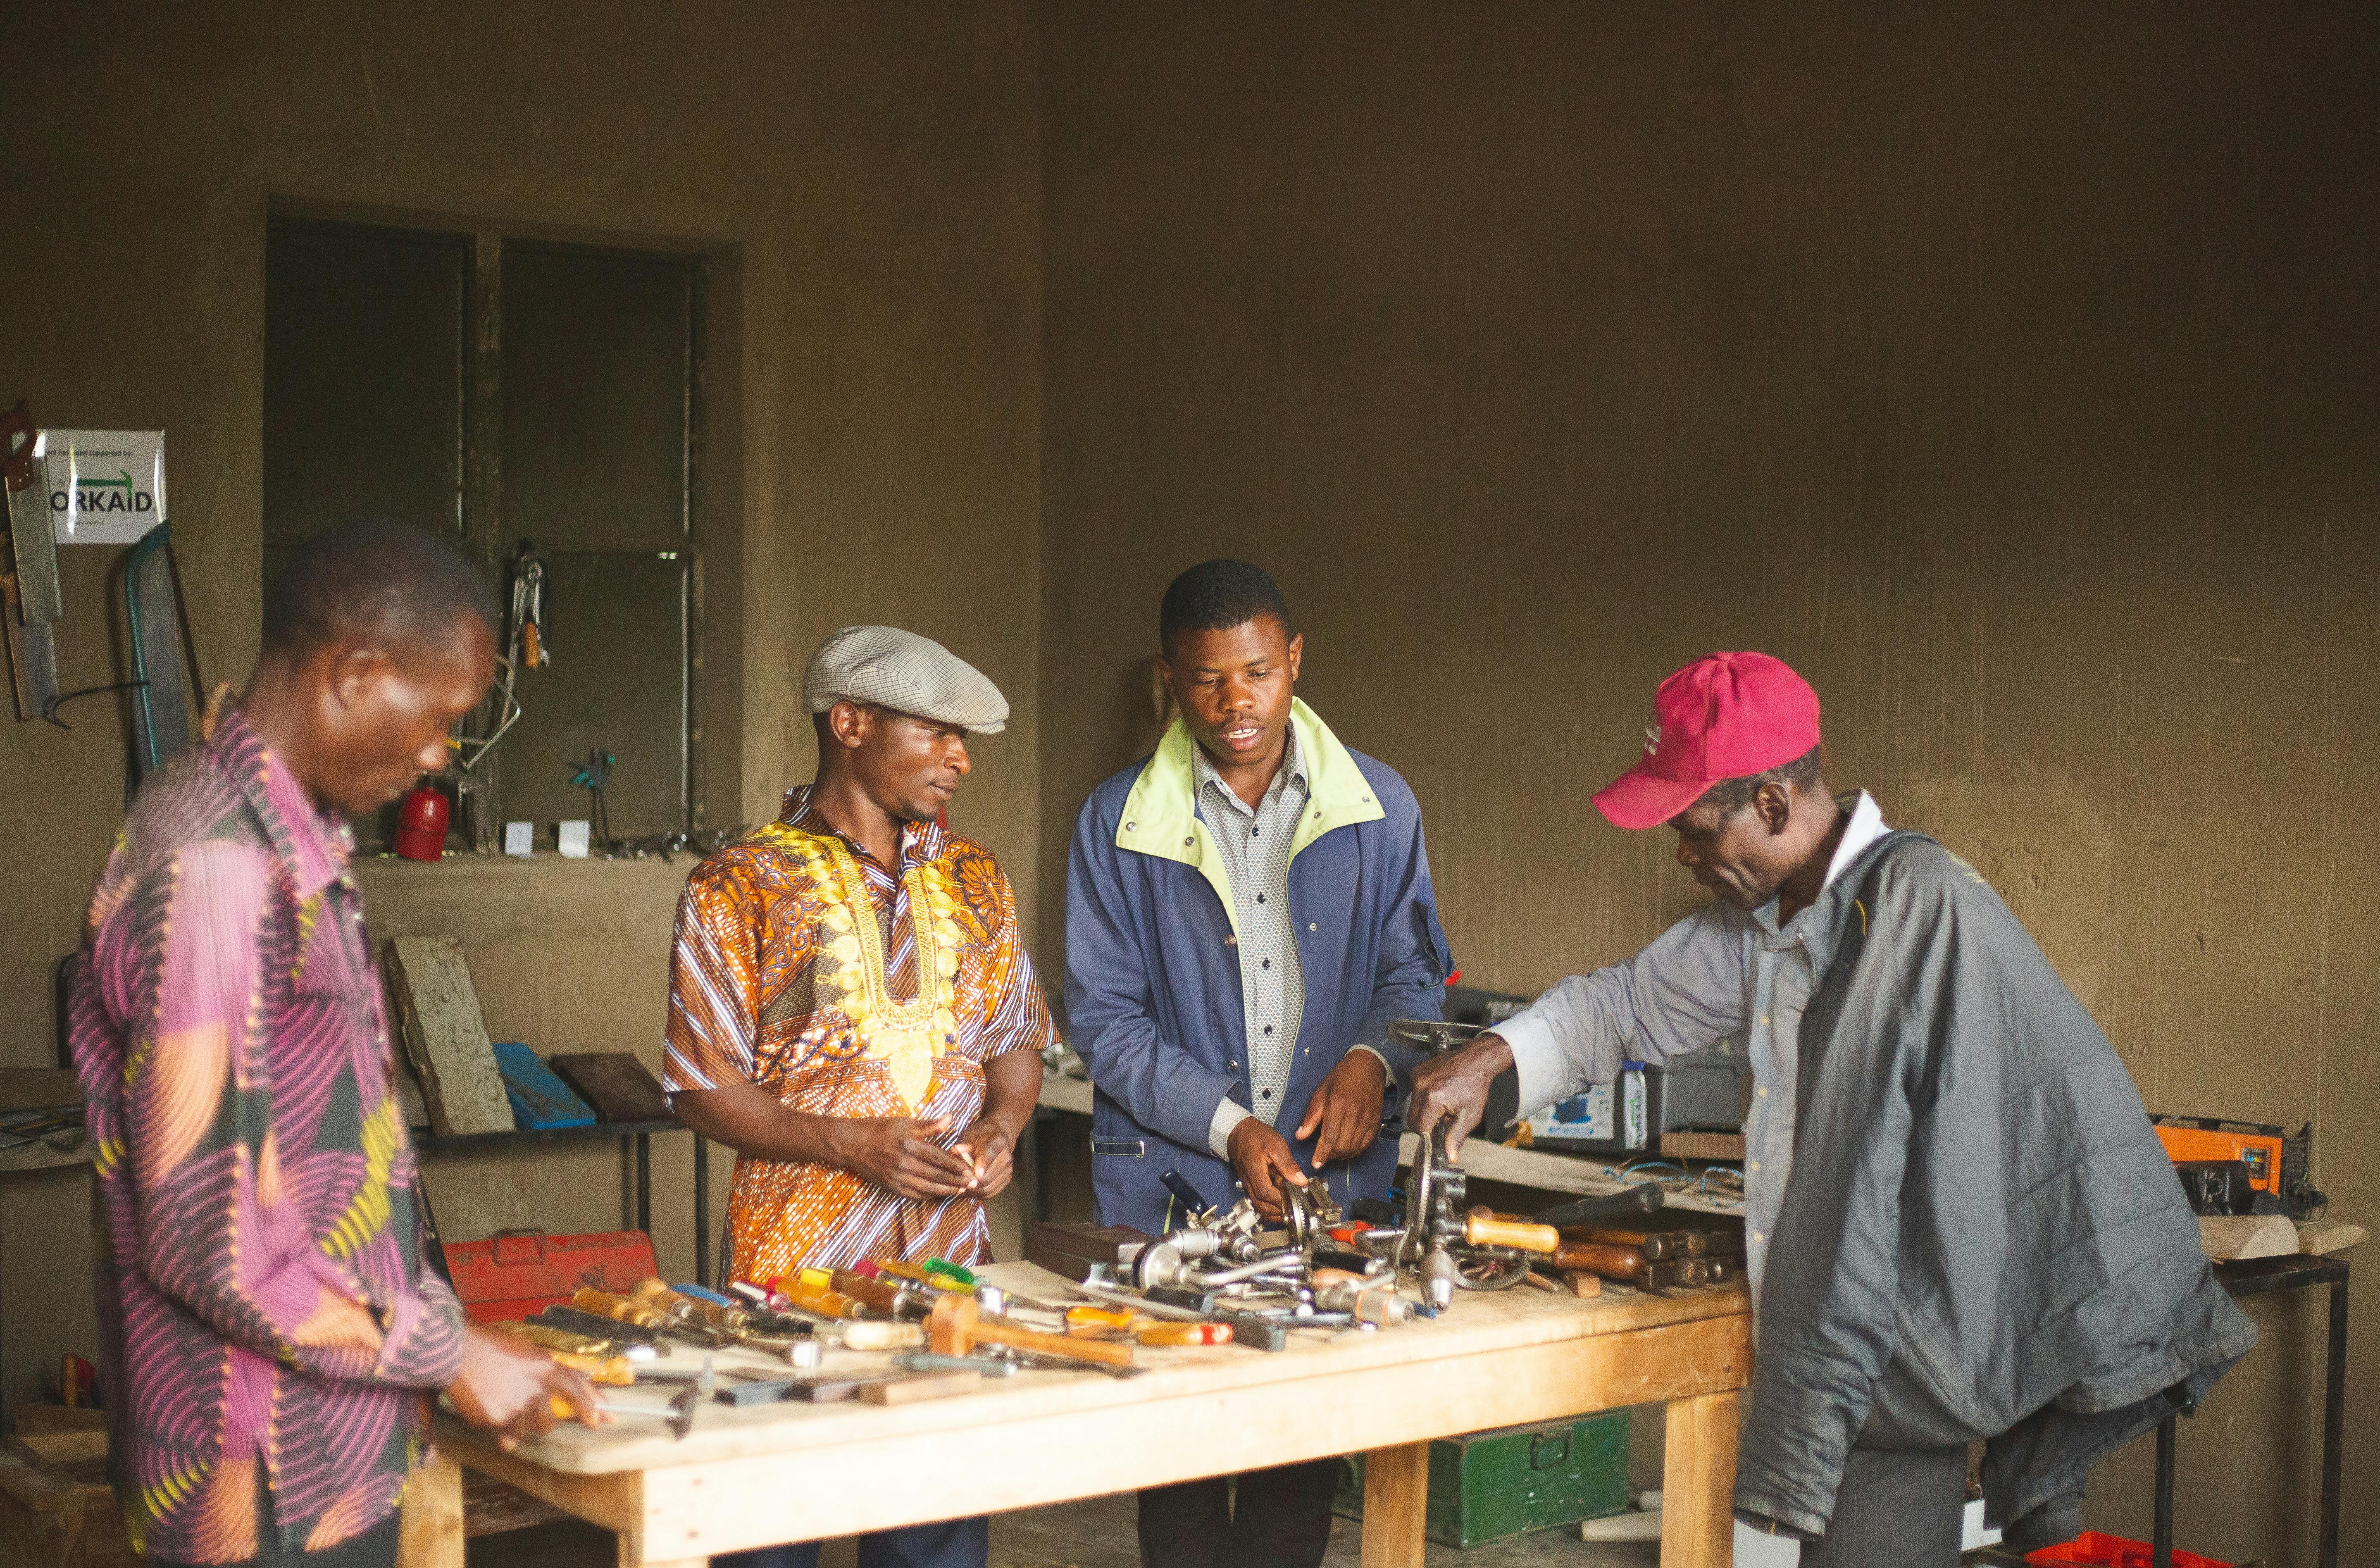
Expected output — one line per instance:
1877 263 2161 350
1066 559 1454 1568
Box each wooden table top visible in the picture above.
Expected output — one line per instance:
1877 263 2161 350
442 1262 1749 1477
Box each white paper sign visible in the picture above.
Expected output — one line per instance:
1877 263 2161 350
41 429 167 546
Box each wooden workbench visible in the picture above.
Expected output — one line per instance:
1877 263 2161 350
406 1262 1751 1568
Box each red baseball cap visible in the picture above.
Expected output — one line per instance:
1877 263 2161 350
1591 652 1821 830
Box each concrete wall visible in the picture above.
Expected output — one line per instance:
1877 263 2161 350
1040 5 2378 1564
0 0 1042 1415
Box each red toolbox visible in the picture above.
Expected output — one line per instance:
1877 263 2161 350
441 1228 658 1323
2026 1532 2232 1568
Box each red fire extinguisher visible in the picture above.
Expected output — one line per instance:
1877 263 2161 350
393 784 450 861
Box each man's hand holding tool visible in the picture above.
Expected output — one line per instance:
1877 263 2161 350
446 1322 605 1450
1404 1032 1515 1159
1226 1118 1309 1220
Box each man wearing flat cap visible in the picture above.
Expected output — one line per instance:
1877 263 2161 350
667 626 1054 1568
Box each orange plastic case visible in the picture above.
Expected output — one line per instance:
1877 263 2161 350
2149 1116 2289 1195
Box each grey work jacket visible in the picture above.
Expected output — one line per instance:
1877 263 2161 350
1736 832 2257 1549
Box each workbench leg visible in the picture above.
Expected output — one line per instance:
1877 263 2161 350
397 1452 465 1568
2321 1273 2347 1568
1662 1388 1739 1568
1360 1440 1430 1567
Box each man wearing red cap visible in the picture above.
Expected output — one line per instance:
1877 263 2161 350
1409 652 2250 1566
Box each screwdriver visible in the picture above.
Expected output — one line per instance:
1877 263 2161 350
1135 1322 1232 1346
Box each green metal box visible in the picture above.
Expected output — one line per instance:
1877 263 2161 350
1333 1411 1631 1549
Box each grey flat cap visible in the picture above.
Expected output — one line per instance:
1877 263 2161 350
803 625 1008 734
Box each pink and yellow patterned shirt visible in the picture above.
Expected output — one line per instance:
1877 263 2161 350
69 707 465 1563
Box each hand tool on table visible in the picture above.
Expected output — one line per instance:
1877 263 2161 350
1135 1321 1234 1346
573 1287 734 1348
969 1345 1148 1379
531 1303 670 1351
1529 1184 1667 1229
1064 1302 1144 1333
1063 1273 1291 1351
927 1294 1135 1369
493 1325 638 1386
495 1320 657 1365
1310 1276 1415 1326
831 1321 926 1351
553 1383 700 1441
669 1280 820 1335
787 1373 908 1402
627 1356 716 1398
633 1278 811 1349
1549 1240 1645 1279
864 1259 1073 1319
858 1368 982 1405
1563 1224 1706 1260
0 401 60 722
712 1377 808 1407
1395 1125 1559 1305
896 1351 1021 1379
829 1268 935 1321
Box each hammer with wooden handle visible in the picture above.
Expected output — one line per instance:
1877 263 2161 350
1550 1240 1647 1278
928 1294 1135 1368
1462 1213 1561 1254
1563 1225 1706 1259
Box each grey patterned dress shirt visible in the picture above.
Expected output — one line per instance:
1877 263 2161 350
1192 729 1400 1159
1195 730 1310 1156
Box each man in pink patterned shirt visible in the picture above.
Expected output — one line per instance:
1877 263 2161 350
70 523 596 1568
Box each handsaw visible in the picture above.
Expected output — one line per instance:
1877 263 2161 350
0 400 60 720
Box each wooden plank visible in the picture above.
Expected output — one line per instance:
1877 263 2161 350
550 1053 673 1123
2199 1214 2297 1261
1660 1389 1739 1568
384 937 514 1136
1359 1441 1429 1568
2297 1219 2368 1256
398 1453 465 1568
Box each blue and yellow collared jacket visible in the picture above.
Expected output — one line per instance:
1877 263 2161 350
1064 699 1453 1234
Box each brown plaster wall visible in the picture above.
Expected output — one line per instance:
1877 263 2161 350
1040 5 2378 1563
0 0 1042 1414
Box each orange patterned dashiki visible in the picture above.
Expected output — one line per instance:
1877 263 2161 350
665 786 1055 1284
